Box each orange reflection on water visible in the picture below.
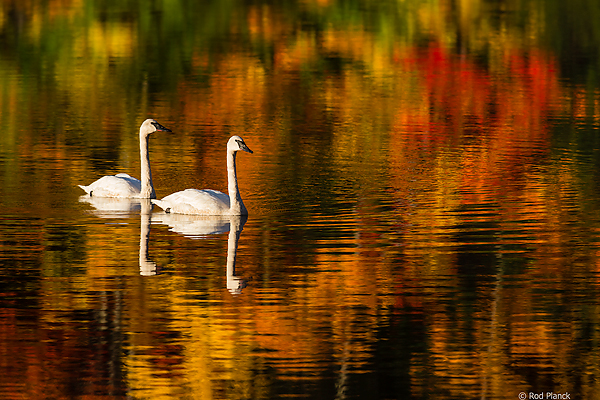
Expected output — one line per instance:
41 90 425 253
3 0 600 399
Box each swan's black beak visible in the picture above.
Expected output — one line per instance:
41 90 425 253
236 139 254 154
236 139 253 154
152 121 172 132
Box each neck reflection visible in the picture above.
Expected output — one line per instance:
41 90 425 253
139 199 158 276
154 213 248 293
79 195 160 276
225 215 247 294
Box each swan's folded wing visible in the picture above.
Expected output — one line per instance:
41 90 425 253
153 189 231 215
80 175 142 198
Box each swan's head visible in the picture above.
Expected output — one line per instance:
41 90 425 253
140 119 172 136
228 135 253 154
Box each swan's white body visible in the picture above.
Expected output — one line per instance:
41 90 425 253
78 119 171 199
152 136 253 215
153 189 232 215
79 173 142 198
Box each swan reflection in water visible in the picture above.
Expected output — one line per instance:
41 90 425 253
79 196 159 276
138 200 158 276
153 213 248 294
80 196 248 291
79 194 144 216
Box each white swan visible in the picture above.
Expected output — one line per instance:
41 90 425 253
78 119 171 198
152 135 253 215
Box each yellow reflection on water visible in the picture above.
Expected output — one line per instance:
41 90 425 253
2 0 600 399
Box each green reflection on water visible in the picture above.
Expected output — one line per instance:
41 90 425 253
0 0 599 399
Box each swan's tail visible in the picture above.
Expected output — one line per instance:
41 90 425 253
78 184 92 195
151 199 169 212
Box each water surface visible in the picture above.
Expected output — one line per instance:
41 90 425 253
1 1 600 399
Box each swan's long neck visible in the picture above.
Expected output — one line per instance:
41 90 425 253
139 132 155 199
227 150 246 215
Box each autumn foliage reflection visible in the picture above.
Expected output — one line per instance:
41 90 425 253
169 34 578 400
1 0 600 399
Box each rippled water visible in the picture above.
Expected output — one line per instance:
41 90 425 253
2 1 600 399
5 117 598 399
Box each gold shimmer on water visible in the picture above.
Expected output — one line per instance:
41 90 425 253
0 0 599 399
